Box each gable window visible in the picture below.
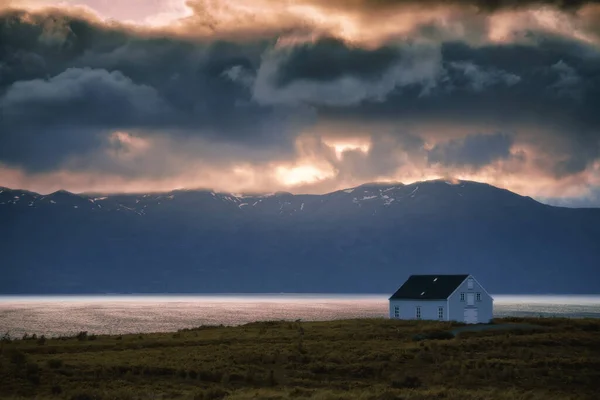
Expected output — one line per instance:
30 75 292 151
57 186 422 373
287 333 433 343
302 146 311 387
394 306 399 318
438 307 444 320
468 278 474 289
416 306 421 320
460 293 465 302
476 293 481 302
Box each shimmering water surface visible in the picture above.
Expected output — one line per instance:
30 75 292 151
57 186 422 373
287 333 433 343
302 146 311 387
1 294 599 337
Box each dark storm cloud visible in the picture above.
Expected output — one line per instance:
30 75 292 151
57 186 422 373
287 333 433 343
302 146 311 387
441 41 600 176
0 9 304 171
316 39 600 177
445 61 521 92
253 37 442 106
428 133 513 168
549 60 584 100
258 36 600 112
0 11 267 120
334 134 427 180
551 133 600 177
2 68 167 123
274 37 402 86
0 2 599 184
0 67 168 171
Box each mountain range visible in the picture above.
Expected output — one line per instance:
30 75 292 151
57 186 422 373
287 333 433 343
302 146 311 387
2 180 599 294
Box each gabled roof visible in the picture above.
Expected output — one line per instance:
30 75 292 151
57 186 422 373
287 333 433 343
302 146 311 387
389 275 469 300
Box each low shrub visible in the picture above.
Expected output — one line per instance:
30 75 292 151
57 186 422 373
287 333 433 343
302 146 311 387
70 392 101 400
391 375 422 389
193 388 228 400
26 362 41 384
47 359 64 369
6 349 27 365
413 330 454 341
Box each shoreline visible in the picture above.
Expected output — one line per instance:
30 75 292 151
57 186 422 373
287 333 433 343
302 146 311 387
3 314 600 340
2 294 600 338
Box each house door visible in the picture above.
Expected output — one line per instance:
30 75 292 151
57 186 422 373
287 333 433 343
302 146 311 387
464 308 478 324
467 293 475 306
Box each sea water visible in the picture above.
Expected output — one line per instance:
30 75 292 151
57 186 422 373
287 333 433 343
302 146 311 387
0 294 599 337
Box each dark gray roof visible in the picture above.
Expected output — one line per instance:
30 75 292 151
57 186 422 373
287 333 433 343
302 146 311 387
389 275 469 300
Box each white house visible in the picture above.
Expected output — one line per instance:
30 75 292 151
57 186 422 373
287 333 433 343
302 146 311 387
389 274 493 324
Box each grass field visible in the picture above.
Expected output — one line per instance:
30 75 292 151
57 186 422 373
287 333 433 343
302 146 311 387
1 317 599 399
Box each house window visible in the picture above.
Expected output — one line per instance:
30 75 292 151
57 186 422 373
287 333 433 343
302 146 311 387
460 293 465 302
394 306 399 318
438 307 444 320
416 306 421 320
468 278 474 289
476 293 481 302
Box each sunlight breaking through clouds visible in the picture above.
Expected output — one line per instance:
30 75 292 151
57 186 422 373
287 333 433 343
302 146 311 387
0 0 599 206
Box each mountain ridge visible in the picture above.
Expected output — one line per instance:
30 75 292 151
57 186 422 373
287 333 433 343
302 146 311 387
0 179 553 209
0 178 535 197
2 179 599 295
1 179 550 218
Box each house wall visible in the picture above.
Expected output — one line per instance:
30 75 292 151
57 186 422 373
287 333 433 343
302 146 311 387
447 276 494 323
389 299 448 321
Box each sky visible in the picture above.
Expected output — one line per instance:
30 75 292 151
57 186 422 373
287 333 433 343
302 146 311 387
0 1 599 206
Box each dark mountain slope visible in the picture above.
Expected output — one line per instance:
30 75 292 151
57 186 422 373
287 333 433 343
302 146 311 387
1 180 599 294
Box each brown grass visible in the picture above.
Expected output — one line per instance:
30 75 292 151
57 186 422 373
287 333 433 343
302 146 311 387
0 317 599 399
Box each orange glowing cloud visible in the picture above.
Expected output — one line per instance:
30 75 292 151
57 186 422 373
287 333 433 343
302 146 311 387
275 164 336 186
8 0 598 48
1 130 599 206
322 138 372 160
1 0 599 207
